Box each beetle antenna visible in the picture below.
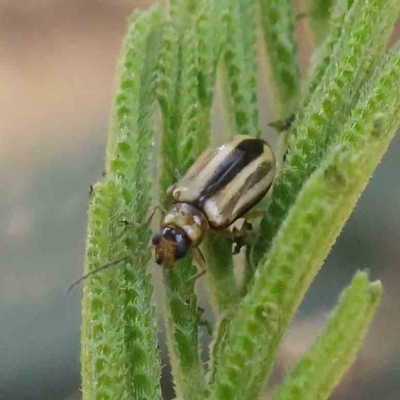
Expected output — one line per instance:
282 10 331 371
66 256 130 293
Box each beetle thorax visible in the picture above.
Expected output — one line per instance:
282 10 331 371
161 202 209 246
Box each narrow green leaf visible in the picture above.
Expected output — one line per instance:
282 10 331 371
157 15 212 199
208 45 400 400
81 6 163 399
196 0 227 106
178 28 210 170
253 0 400 265
222 0 259 137
163 257 208 399
259 0 301 119
304 0 355 107
203 233 239 384
272 272 382 400
203 234 239 316
207 310 234 386
81 180 129 400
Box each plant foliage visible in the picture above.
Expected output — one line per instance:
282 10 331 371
80 0 399 399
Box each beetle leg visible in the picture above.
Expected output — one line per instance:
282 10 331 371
243 210 265 221
268 114 295 132
229 219 261 254
213 228 232 237
210 225 248 254
196 305 212 335
213 216 260 252
188 268 207 283
174 168 183 181
269 114 296 165
146 205 166 224
121 205 166 228
231 227 248 254
145 204 167 225
188 247 207 282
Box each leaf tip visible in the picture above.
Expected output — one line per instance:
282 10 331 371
368 280 383 303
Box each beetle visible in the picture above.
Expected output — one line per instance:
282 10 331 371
152 135 276 268
67 135 276 292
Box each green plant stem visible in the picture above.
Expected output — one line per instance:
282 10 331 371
81 7 163 399
272 272 382 400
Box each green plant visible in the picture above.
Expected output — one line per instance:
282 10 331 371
80 0 400 399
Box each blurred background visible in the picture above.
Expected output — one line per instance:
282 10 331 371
1 1 399 399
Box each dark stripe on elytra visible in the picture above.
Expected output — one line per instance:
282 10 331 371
234 174 273 222
216 161 273 227
196 139 266 206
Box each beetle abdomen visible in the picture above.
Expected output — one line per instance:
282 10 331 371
169 135 275 229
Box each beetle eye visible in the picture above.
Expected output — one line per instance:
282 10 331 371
175 240 188 260
152 233 162 246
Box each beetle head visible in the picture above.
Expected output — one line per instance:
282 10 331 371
152 226 191 268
